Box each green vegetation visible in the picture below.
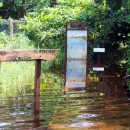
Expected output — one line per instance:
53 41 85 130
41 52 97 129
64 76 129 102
0 33 64 98
78 0 130 62
0 33 35 97
0 0 57 19
19 0 130 70
0 0 130 97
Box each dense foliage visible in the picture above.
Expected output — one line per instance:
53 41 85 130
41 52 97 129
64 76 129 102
0 0 130 73
0 0 57 19
78 1 130 62
18 0 85 71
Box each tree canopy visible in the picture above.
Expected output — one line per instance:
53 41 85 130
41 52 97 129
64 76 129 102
0 0 57 19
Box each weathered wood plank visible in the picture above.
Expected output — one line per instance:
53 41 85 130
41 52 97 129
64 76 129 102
0 49 59 62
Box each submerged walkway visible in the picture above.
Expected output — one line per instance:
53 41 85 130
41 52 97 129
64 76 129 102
49 61 130 130
0 61 130 129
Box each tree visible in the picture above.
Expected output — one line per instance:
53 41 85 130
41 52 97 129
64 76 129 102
78 0 130 61
0 0 57 19
0 0 26 19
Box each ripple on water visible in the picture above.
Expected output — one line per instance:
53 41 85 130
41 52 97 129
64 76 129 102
0 122 11 127
68 121 95 127
76 113 100 118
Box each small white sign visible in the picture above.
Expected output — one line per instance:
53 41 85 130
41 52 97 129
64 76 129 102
93 67 104 71
93 48 105 52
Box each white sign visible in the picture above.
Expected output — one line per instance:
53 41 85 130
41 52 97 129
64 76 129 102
93 48 105 52
93 67 104 71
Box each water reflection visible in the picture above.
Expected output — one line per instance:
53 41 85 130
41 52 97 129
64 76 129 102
65 60 87 94
1 61 130 129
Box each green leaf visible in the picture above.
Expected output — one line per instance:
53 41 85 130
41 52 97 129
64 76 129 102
100 93 105 96
0 2 3 7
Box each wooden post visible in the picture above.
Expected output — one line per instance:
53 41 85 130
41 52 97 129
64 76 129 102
34 60 41 127
34 95 40 127
0 49 59 127
34 60 41 96
97 53 100 65
93 48 105 65
8 18 14 40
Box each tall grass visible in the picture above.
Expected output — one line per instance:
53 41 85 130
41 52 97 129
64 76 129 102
0 62 35 98
0 32 35 98
0 32 64 98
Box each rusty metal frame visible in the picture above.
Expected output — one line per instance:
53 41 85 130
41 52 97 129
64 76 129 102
64 22 89 94
66 22 89 60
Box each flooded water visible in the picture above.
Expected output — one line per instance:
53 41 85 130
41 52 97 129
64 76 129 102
1 60 130 130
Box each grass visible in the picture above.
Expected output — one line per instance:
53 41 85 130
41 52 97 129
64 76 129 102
0 61 35 98
0 32 36 98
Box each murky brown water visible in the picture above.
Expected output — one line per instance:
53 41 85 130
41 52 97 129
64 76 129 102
1 61 130 130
